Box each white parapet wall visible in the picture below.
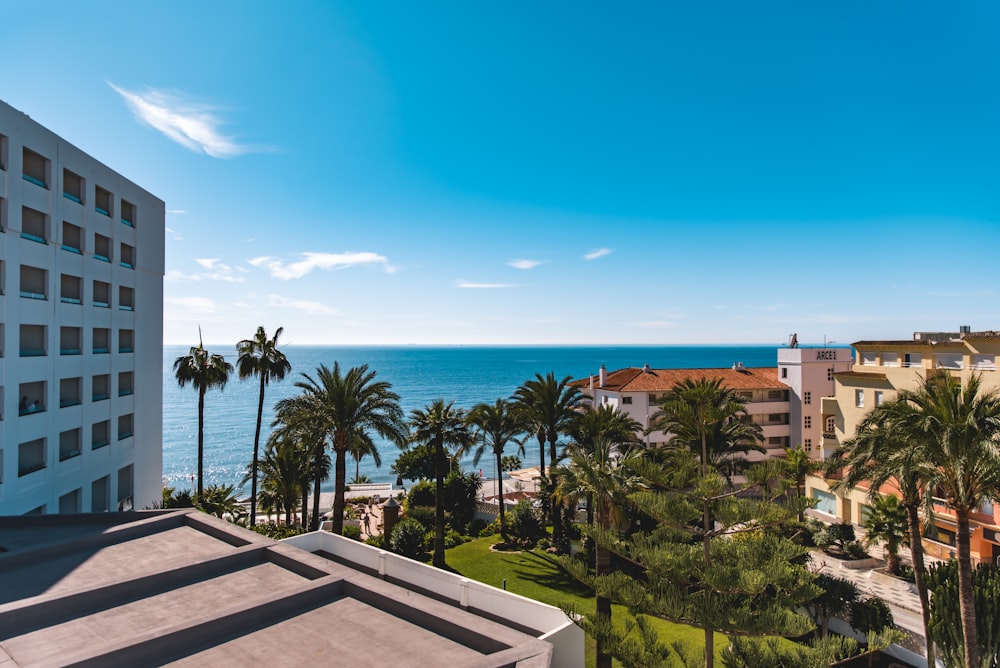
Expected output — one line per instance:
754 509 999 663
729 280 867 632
283 532 584 668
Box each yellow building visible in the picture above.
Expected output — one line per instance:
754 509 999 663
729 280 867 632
807 327 1000 565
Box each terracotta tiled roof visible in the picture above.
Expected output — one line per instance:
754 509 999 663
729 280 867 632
572 367 786 392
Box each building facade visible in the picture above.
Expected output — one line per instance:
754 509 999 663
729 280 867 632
806 328 1000 564
0 101 164 515
776 347 853 459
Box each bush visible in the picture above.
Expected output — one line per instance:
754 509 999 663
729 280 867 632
342 524 362 541
406 480 436 510
444 528 469 549
469 518 488 537
826 523 856 551
850 596 894 634
507 500 544 545
248 522 307 540
365 534 385 548
404 505 436 531
479 518 501 537
844 540 869 560
390 518 428 559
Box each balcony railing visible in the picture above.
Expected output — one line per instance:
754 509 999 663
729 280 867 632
60 296 82 305
118 431 133 441
20 232 46 244
92 439 110 450
118 389 133 397
93 393 110 402
119 305 134 312
94 254 110 263
63 192 82 203
94 301 110 308
120 261 134 269
119 346 134 353
19 348 46 357
95 206 110 217
61 244 83 255
18 461 46 476
60 348 82 356
121 218 134 227
60 399 82 408
22 174 46 188
93 347 110 354
19 405 47 416
20 291 46 300
59 449 81 462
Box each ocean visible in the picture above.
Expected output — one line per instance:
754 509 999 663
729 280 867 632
162 344 783 492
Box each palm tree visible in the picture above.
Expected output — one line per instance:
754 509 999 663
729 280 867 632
467 398 525 540
173 337 233 499
409 399 475 568
861 493 908 576
275 363 405 534
197 483 245 521
783 444 819 522
555 437 643 668
348 428 381 484
245 429 308 525
237 326 292 527
645 377 762 665
513 373 587 547
904 373 1000 668
566 404 642 525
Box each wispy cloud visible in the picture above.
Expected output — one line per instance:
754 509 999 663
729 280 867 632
109 82 258 158
267 294 338 315
166 296 217 314
165 258 244 283
164 226 184 241
455 280 516 289
584 248 612 261
249 251 395 280
508 259 543 270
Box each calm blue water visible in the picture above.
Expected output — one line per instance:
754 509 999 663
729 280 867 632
162 345 782 492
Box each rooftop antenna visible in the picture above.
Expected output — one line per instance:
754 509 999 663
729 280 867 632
789 332 798 349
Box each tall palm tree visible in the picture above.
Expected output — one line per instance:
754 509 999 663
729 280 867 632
275 363 405 534
566 404 642 525
237 326 292 527
513 373 587 547
467 398 525 540
645 377 762 665
173 337 233 499
905 373 1000 668
783 444 819 522
555 438 643 668
348 429 381 484
409 399 475 568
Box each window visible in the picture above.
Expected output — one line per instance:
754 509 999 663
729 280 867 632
119 286 134 311
882 352 899 367
737 391 753 401
118 371 134 397
0 260 5 295
904 352 922 368
93 280 110 307
60 377 82 408
23 505 46 516
874 391 884 407
60 326 82 355
118 465 134 511
768 436 789 447
21 206 48 244
59 489 82 514
18 381 46 415
120 243 134 269
972 354 997 371
95 186 113 217
855 389 864 408
812 489 837 515
19 325 47 357
827 368 834 381
0 449 3 483
119 329 134 353
934 353 963 370
59 428 82 462
621 396 632 405
781 367 788 378
62 221 83 254
647 393 659 404
0 196 6 231
768 389 787 400
924 524 956 547
804 415 812 429
60 274 83 304
20 264 47 300
804 438 813 450
803 391 812 405
121 199 136 227
860 351 877 366
767 413 788 424
92 420 110 450
93 328 110 354
91 476 110 512
0 133 7 170
93 374 110 402
22 147 49 188
825 416 836 433
94 234 111 262
18 438 46 476
118 414 134 441
62 169 84 203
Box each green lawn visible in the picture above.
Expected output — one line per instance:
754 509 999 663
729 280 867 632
446 536 727 667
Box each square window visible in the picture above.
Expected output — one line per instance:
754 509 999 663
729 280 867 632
94 234 111 262
93 328 110 353
62 169 84 204
855 389 865 408
59 428 82 462
93 374 110 402
20 206 48 244
92 420 110 450
121 200 136 227
95 186 113 217
19 265 47 300
621 396 632 405
62 221 83 254
22 147 49 188
18 438 46 477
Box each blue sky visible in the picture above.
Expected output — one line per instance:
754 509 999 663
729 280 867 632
3 2 998 345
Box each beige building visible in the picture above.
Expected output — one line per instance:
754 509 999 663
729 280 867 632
806 328 1000 564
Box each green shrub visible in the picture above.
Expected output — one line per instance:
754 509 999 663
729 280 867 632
850 596 894 634
478 518 501 537
342 524 362 541
406 480 436 510
390 518 428 559
844 540 869 560
365 534 385 548
469 518 488 538
507 500 544 544
404 505 436 531
248 522 307 540
825 523 856 551
444 528 469 549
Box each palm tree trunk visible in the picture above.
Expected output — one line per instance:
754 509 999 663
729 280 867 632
197 387 206 499
549 436 562 548
312 472 322 531
434 437 447 568
595 505 613 668
905 502 935 668
496 450 507 540
333 447 347 534
301 483 309 527
250 375 265 527
955 510 980 668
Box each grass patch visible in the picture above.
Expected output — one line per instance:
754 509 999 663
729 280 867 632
447 535 727 666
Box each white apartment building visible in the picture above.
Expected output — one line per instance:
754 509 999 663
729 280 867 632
0 100 164 515
776 347 853 460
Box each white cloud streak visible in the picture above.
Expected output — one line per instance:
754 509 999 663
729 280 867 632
165 258 244 283
109 82 255 158
267 294 338 315
248 252 395 280
455 280 515 289
508 259 543 270
166 296 217 314
584 248 612 260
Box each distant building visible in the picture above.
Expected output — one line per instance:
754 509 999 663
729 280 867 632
806 327 1000 565
0 100 164 515
776 347 853 459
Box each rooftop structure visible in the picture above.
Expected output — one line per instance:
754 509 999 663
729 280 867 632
0 510 578 667
0 100 165 515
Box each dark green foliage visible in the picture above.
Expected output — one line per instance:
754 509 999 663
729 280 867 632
810 574 858 638
506 500 544 545
501 455 522 472
392 443 457 481
442 470 481 531
843 540 870 560
405 479 436 508
389 517 428 559
248 522 307 540
161 486 194 508
404 505 436 531
825 523 856 551
850 596 894 635
927 560 1000 668
469 518 488 537
342 524 362 541
479 518 502 537
365 534 385 548
196 484 245 520
723 634 858 668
